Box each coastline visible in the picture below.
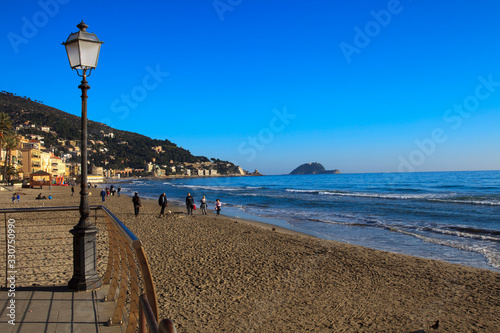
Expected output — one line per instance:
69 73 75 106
2 186 499 332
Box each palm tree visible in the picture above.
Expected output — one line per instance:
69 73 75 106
2 131 19 182
0 113 13 183
1 165 19 182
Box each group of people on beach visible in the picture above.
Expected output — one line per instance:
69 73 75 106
156 192 222 217
88 185 223 218
11 192 20 203
99 185 122 202
185 193 221 216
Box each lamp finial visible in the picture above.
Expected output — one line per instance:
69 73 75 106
77 21 88 32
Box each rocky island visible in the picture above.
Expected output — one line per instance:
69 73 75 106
289 162 340 175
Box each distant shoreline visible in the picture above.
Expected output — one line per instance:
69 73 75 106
104 173 263 182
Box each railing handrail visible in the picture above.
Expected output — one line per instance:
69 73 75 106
0 205 167 332
0 205 84 214
99 205 138 243
140 294 177 333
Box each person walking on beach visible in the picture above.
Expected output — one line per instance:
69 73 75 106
186 193 195 215
11 193 16 203
132 192 142 217
117 186 121 197
71 185 75 196
215 199 222 215
200 195 208 215
100 189 106 202
158 193 168 218
16 193 20 203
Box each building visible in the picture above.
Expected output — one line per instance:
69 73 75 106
20 140 42 177
40 151 51 173
152 146 163 153
50 154 66 178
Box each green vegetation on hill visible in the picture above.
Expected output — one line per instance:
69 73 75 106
0 91 239 173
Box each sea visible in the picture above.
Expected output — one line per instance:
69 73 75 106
108 170 500 273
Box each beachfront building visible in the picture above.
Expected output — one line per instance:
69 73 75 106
20 140 42 176
40 151 52 173
115 168 133 177
50 154 66 178
67 162 81 178
209 169 218 176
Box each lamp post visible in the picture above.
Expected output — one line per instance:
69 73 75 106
63 21 103 291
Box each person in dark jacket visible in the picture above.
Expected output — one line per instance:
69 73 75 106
158 193 168 218
185 193 195 215
100 189 106 202
132 192 142 217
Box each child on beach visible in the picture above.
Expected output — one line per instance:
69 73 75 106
215 199 221 215
200 196 208 215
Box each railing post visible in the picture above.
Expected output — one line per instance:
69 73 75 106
139 302 147 333
4 212 7 289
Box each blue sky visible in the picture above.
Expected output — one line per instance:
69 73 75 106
1 0 499 175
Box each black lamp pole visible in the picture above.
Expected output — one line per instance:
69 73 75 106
68 68 102 291
63 21 103 291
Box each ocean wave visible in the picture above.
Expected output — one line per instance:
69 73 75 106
285 189 321 194
172 184 242 191
390 228 500 270
429 198 500 206
318 191 441 200
286 188 500 206
285 188 447 200
429 227 500 242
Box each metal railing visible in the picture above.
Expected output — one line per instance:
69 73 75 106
0 205 176 333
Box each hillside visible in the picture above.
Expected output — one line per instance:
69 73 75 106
0 91 240 174
290 162 340 175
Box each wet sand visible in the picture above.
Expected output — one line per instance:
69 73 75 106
1 186 499 332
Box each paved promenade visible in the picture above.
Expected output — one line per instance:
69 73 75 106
0 284 122 333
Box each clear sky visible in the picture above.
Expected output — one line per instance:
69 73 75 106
1 0 499 175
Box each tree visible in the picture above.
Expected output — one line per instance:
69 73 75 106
1 165 19 182
3 131 20 182
0 113 13 182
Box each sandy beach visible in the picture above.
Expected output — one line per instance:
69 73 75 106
1 185 499 332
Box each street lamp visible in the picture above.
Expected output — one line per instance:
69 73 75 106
63 21 103 291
